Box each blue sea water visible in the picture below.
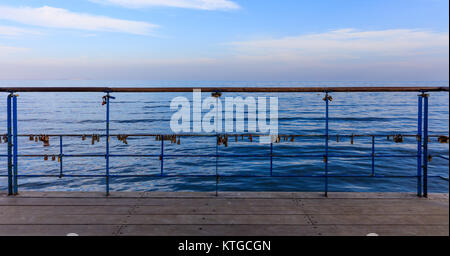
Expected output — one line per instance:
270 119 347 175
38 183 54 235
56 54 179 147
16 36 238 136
0 81 448 193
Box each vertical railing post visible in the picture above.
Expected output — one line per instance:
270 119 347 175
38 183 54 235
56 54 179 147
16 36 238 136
104 92 114 196
422 93 429 197
59 135 63 178
270 142 273 176
160 136 164 176
324 92 330 197
212 91 221 197
417 94 423 197
12 94 18 195
215 134 219 197
371 136 375 176
7 94 12 195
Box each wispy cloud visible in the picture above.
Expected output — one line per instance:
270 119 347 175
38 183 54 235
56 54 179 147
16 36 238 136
0 5 158 35
0 28 448 80
91 0 240 10
230 29 449 60
0 25 43 37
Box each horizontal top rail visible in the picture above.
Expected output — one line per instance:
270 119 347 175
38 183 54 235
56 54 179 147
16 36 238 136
0 86 448 93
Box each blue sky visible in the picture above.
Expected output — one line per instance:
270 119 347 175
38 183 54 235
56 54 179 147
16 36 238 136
0 0 448 80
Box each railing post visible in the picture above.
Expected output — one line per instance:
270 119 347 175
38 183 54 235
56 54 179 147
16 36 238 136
160 136 164 176
215 134 219 197
270 142 273 176
12 94 18 195
371 136 375 176
422 93 429 197
59 135 63 178
324 92 330 197
212 91 221 197
417 94 423 197
7 94 12 195
104 92 115 196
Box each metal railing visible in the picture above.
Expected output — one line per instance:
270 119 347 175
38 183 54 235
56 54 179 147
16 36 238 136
1 86 449 197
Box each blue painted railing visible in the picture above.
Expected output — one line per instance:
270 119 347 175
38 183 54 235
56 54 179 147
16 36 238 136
1 87 449 196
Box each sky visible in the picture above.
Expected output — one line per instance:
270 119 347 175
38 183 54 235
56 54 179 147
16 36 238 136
0 0 448 81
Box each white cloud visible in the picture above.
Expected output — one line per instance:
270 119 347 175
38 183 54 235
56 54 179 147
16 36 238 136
0 28 448 80
230 29 449 61
91 0 240 10
0 5 157 35
0 25 42 37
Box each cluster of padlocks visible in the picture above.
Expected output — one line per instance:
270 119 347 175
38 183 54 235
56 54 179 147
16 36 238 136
2 134 447 147
28 135 50 146
43 154 60 162
155 135 181 145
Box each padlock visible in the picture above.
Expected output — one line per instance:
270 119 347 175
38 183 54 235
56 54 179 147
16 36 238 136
290 136 295 142
336 135 339 143
224 135 228 147
52 155 56 161
393 135 403 143
29 135 34 141
44 155 48 161
43 135 50 147
438 136 449 143
350 135 354 145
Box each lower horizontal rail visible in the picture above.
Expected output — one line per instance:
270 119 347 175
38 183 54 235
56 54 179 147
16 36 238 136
0 154 421 158
1 174 445 178
9 133 449 137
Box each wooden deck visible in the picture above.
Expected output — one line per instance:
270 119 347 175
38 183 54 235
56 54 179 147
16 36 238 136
0 192 448 236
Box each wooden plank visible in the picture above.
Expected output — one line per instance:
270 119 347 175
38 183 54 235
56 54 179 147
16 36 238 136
0 197 299 207
117 224 321 236
308 214 449 225
0 223 445 236
1 213 446 226
0 214 312 225
0 214 129 225
0 205 134 215
325 225 449 236
0 225 120 236
117 224 449 236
